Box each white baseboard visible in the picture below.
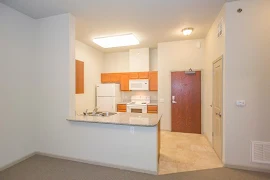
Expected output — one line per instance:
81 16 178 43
224 164 270 174
0 152 36 172
36 152 158 175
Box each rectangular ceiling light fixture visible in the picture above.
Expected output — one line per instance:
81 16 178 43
93 34 139 48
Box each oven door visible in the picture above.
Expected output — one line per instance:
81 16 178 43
127 105 147 113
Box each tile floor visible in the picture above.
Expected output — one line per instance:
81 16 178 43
158 131 223 175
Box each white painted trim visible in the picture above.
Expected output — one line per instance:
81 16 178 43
0 152 36 172
36 152 158 175
212 55 224 161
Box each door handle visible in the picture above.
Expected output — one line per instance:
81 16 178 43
172 96 177 104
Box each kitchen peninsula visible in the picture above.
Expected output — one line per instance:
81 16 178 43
66 112 161 174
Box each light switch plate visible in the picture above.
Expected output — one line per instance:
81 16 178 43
159 98 165 103
236 100 246 107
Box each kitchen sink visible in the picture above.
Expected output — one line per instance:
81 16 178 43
87 112 117 117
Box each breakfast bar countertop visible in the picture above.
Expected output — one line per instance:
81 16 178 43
67 112 161 127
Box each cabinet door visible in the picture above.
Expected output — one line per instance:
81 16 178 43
76 60 84 94
117 104 127 112
101 73 111 83
110 73 121 83
120 73 129 91
149 71 158 91
129 72 139 79
147 105 158 114
139 72 149 79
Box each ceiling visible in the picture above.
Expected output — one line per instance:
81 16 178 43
0 0 226 53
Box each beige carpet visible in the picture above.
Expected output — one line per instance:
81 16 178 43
1 155 270 180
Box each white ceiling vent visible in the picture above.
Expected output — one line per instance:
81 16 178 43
217 18 224 38
251 141 270 164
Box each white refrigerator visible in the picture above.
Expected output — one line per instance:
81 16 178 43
96 84 121 112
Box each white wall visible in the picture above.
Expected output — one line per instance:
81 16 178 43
0 3 37 169
35 13 158 173
150 49 158 71
36 13 76 154
204 7 225 143
158 40 205 131
122 91 158 103
224 0 270 170
104 52 129 73
75 41 104 114
103 48 158 73
129 48 149 72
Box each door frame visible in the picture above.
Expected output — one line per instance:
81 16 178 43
212 55 223 161
170 69 203 133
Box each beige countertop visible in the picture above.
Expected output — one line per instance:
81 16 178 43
117 102 128 105
147 103 158 106
67 112 161 127
117 102 158 106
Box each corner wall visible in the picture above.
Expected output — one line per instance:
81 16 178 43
158 40 205 131
204 7 225 143
36 13 76 154
0 3 38 169
75 41 104 114
103 49 158 73
224 0 270 170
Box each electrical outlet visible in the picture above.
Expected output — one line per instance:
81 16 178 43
236 100 246 107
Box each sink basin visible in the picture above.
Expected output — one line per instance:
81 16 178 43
87 112 117 117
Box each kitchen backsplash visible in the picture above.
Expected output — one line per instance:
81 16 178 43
121 91 158 103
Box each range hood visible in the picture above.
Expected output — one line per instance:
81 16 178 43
129 48 149 72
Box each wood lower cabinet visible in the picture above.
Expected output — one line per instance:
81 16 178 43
120 73 129 91
149 71 158 91
117 104 127 112
147 105 158 114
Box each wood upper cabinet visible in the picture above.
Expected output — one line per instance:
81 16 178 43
110 73 121 83
149 71 158 91
76 60 84 94
129 72 149 79
101 73 111 83
120 73 129 91
101 71 158 91
101 73 121 83
129 72 139 79
138 72 149 79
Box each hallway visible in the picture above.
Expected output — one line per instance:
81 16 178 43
159 131 223 175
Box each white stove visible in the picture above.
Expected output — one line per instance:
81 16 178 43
126 96 150 113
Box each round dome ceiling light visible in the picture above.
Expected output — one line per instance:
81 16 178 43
182 28 194 36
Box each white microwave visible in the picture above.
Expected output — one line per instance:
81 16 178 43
129 79 149 91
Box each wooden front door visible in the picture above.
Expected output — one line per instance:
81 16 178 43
213 58 223 160
171 71 201 134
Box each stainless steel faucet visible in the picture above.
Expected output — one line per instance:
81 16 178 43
83 109 88 116
92 107 99 115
